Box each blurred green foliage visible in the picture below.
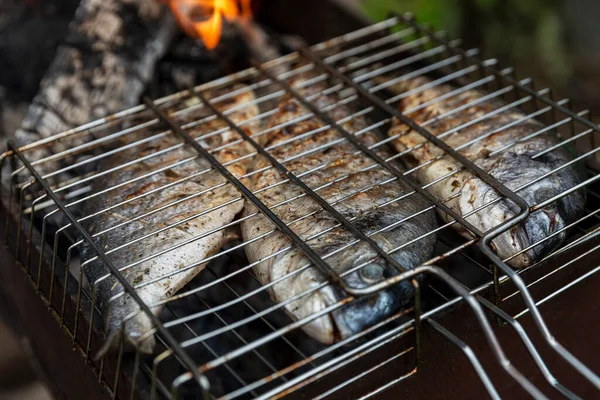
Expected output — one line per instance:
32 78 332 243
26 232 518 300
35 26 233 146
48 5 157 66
362 0 572 85
362 0 462 37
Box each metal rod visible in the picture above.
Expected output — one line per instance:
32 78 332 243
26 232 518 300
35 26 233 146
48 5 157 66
252 59 488 241
194 87 415 277
141 97 357 293
5 139 210 394
392 12 600 389
428 319 501 400
298 47 531 223
478 297 580 399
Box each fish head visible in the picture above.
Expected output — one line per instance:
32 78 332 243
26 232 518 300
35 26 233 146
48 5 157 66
327 235 431 341
294 202 437 344
459 150 586 268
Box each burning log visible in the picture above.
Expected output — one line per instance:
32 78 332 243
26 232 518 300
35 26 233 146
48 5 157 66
165 0 252 50
166 0 286 69
14 0 177 169
13 0 289 174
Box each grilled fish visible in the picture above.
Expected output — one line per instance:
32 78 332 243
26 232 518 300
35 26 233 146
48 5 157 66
241 73 437 344
386 76 586 267
81 87 259 354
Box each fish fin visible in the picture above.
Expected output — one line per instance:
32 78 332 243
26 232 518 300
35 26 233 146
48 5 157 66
223 225 242 243
93 327 156 360
94 329 122 361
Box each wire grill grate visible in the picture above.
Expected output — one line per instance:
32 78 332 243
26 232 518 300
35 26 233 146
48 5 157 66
2 13 600 399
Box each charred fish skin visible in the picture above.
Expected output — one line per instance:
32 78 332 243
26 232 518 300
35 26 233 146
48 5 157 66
241 73 437 344
80 88 259 354
386 76 586 268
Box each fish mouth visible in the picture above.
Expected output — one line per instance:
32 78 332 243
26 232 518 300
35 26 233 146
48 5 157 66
299 304 354 344
292 284 345 345
299 282 406 344
323 252 424 341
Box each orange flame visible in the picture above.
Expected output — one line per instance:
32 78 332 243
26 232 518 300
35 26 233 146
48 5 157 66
165 0 252 50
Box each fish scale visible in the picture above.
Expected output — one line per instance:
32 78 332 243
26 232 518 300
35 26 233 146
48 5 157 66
241 71 438 344
387 75 586 267
80 87 260 355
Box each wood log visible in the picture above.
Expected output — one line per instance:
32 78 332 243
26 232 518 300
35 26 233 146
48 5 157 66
13 0 176 172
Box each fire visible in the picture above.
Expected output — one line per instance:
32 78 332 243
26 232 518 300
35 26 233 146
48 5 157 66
164 0 252 50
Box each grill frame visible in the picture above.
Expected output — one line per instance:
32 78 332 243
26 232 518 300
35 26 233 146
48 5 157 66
1 12 600 399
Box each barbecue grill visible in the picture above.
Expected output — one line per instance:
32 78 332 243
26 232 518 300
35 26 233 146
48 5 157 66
2 11 600 400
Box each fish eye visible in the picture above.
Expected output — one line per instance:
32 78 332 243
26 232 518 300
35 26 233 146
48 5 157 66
359 263 385 284
534 187 556 205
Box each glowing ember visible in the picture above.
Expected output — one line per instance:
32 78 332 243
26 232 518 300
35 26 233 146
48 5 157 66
164 0 252 50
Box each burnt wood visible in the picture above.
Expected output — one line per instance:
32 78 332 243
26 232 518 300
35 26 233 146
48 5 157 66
13 0 176 173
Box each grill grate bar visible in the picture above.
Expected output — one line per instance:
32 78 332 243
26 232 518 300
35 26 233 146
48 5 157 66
203 266 307 372
141 97 352 292
514 262 600 320
323 27 417 64
507 229 600 304
428 319 501 400
257 329 416 400
221 309 415 399
5 140 210 396
194 86 416 278
312 345 416 400
391 13 600 389
165 304 256 395
214 278 311 366
299 46 529 233
4 13 600 400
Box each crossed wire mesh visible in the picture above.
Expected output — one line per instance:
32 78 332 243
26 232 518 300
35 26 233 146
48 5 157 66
1 13 600 400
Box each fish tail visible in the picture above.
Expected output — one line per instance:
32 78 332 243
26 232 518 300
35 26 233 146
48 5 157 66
93 323 156 360
94 328 122 361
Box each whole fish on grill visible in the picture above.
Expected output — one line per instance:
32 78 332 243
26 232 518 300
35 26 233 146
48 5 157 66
241 71 438 344
385 76 586 267
81 87 259 354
